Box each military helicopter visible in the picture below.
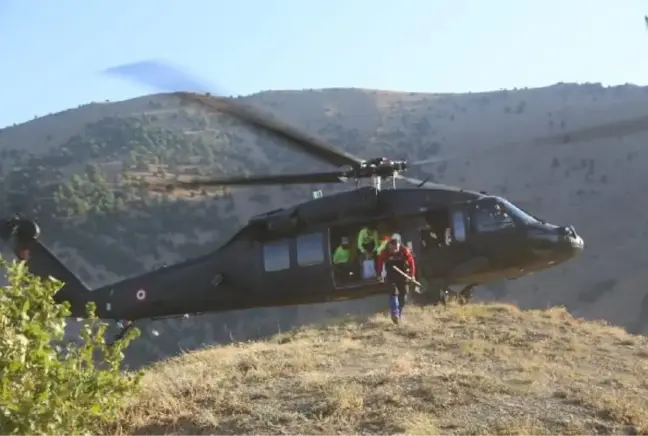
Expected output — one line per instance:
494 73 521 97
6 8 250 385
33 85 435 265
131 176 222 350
1 60 647 341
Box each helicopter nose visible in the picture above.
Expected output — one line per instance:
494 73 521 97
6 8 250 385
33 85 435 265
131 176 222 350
528 224 584 262
569 234 584 255
558 225 584 257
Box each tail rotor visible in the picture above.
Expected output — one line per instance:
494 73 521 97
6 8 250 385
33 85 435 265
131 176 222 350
0 215 41 261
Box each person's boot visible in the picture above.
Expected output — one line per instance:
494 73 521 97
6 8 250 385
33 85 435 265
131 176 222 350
389 295 400 324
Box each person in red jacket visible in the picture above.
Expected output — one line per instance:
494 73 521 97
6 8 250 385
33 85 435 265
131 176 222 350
376 233 416 324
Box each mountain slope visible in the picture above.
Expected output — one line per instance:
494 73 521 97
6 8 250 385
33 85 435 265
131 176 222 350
113 304 648 435
2 81 648 368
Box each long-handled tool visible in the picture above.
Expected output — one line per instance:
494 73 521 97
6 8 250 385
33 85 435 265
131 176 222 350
392 266 423 292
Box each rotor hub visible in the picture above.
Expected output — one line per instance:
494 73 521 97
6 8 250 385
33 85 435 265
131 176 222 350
355 157 408 179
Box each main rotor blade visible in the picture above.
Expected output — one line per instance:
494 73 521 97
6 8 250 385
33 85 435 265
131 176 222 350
103 59 366 169
410 113 648 168
533 114 648 145
177 91 366 168
104 59 212 93
144 171 350 192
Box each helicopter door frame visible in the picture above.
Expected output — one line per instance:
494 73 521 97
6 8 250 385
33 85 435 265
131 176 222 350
328 225 384 291
417 204 474 282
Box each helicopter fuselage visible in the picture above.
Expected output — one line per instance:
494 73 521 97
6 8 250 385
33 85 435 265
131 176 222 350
68 184 584 321
1 184 584 322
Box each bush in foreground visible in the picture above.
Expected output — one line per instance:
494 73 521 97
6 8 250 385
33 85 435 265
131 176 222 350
0 257 142 435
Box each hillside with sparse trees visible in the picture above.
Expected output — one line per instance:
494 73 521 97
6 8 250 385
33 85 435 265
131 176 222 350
1 81 648 367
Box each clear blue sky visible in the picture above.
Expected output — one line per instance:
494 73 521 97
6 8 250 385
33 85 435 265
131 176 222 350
1 0 646 128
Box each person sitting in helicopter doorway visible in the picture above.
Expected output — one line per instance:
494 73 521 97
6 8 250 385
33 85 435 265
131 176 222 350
376 233 416 324
333 236 354 282
333 237 351 264
419 222 440 250
357 223 379 259
357 223 380 279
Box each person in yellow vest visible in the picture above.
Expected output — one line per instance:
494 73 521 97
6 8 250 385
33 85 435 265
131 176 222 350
333 237 351 264
333 236 355 282
357 224 379 259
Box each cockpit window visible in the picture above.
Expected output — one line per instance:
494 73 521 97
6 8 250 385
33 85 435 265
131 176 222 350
497 198 541 225
473 201 515 232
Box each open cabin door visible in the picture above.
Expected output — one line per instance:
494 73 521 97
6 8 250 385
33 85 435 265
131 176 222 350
418 202 477 281
329 223 386 292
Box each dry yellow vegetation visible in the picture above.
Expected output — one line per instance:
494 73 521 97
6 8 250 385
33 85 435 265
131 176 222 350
112 303 648 435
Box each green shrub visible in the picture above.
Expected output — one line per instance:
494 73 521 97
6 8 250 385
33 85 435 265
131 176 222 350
0 257 142 435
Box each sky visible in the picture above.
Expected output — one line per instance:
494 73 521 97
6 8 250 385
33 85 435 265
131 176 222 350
1 0 647 128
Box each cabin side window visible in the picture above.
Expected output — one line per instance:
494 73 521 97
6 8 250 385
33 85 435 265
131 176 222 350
451 210 467 242
473 203 515 232
263 239 290 272
296 232 325 266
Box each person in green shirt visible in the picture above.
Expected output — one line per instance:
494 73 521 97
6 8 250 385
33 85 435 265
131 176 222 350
333 237 351 264
333 236 355 283
357 224 379 259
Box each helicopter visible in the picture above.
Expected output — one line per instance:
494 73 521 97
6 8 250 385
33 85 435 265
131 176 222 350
2 60 647 341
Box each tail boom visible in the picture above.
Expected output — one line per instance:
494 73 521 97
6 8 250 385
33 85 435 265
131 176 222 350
0 215 91 314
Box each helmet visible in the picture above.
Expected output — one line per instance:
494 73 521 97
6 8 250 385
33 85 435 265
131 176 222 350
389 233 402 251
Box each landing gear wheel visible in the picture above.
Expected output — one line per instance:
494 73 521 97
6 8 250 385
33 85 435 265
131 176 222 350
412 286 448 307
457 285 475 306
110 320 136 346
411 276 429 306
439 288 450 307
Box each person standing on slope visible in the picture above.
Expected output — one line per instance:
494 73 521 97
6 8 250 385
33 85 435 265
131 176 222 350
376 233 416 324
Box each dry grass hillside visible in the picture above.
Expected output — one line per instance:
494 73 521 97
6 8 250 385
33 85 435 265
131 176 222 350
2 81 648 367
112 303 648 435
